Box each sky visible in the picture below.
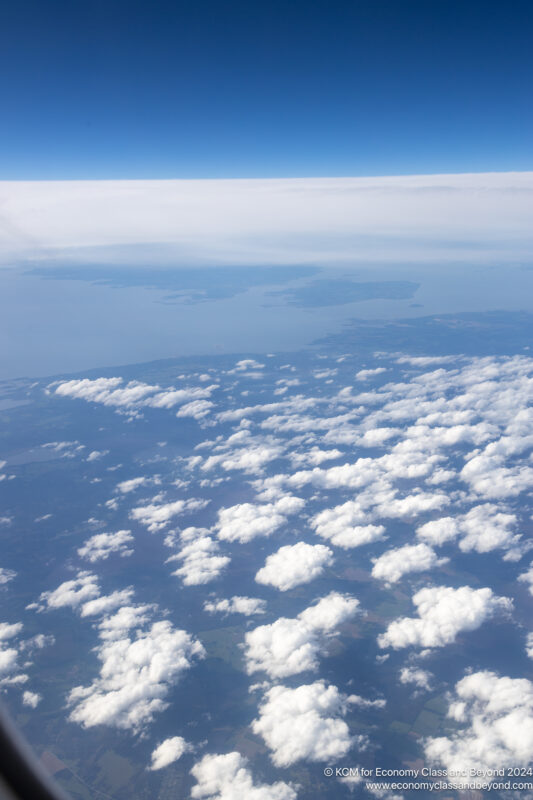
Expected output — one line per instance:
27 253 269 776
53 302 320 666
1 0 532 180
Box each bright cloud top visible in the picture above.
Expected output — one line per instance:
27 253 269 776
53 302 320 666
2 173 533 267
378 586 512 650
244 591 359 678
255 542 333 592
190 751 297 800
149 737 192 770
425 671 533 777
252 681 358 766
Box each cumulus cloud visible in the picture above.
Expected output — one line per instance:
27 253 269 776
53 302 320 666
67 620 205 732
215 496 303 544
244 592 359 678
310 501 385 549
289 447 342 467
519 562 533 595
0 622 30 688
0 568 16 585
22 691 41 708
417 504 524 558
86 449 109 462
96 604 155 641
371 543 448 584
42 440 85 458
116 477 155 494
255 542 333 592
356 368 387 380
78 530 134 562
399 667 432 690
149 736 191 770
190 751 297 800
34 571 100 612
203 596 266 616
130 498 208 532
200 429 283 475
168 529 230 586
52 377 217 417
425 671 533 777
177 400 214 420
378 586 512 650
252 681 356 766
80 588 135 618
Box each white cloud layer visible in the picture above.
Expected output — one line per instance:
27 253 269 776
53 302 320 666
2 173 532 267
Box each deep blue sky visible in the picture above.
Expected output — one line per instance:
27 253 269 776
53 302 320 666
1 0 532 179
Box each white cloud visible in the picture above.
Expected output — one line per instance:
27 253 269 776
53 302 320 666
67 620 205 732
35 571 100 611
378 586 512 650
0 568 16 585
149 736 191 770
5 174 532 268
244 592 359 679
310 501 385 549
0 622 27 687
215 497 303 544
52 377 216 416
252 681 356 766
116 477 153 494
346 694 386 709
203 596 266 616
42 440 85 458
0 622 23 641
396 356 457 367
168 530 230 586
519 562 533 596
201 430 283 475
290 447 342 467
22 691 41 708
399 667 432 690
177 400 214 419
255 542 333 592
417 504 523 558
86 449 109 462
527 633 533 659
425 671 533 777
96 604 155 641
416 517 459 546
130 498 208 532
78 530 134 562
356 368 387 380
371 543 448 584
190 751 297 800
80 588 135 618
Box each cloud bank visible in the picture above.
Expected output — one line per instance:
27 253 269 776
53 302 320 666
1 173 532 267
